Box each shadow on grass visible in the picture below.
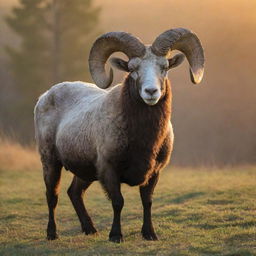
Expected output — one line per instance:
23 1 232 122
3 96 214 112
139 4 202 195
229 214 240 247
61 227 82 237
226 233 256 245
197 221 256 230
170 192 205 204
0 214 18 221
189 245 221 255
190 247 256 256
0 241 80 256
224 249 255 256
155 191 205 206
207 199 234 205
4 198 31 204
155 208 184 219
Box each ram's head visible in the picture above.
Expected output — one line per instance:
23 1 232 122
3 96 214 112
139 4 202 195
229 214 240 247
89 28 204 106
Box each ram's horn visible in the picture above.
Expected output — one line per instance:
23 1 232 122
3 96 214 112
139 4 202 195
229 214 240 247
151 28 205 84
89 32 146 89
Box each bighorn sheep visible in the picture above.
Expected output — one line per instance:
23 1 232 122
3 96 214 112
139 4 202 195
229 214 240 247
34 28 204 243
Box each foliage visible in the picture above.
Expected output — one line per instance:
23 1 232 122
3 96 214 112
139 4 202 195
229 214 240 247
46 0 100 82
5 0 100 141
5 0 50 124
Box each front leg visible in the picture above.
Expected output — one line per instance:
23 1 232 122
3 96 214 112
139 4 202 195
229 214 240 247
99 163 124 243
140 172 159 241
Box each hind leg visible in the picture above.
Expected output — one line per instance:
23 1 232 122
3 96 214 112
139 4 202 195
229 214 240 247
67 176 97 235
42 155 62 240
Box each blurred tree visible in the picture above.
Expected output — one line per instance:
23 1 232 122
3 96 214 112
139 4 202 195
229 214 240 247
5 0 50 108
5 0 100 142
48 0 100 83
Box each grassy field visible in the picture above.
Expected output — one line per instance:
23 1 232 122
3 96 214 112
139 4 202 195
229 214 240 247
0 140 255 255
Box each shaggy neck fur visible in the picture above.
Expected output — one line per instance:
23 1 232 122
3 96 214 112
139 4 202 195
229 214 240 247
120 75 172 186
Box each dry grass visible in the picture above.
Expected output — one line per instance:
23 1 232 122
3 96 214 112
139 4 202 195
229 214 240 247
0 165 255 256
0 137 255 255
0 136 41 171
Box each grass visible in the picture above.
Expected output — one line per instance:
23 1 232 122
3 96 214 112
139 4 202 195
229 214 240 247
0 139 255 255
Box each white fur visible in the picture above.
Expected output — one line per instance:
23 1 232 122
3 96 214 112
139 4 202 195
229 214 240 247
134 47 168 106
34 48 174 175
140 65 161 105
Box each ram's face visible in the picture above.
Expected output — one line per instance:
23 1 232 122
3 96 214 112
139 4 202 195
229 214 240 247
111 47 185 106
129 49 170 105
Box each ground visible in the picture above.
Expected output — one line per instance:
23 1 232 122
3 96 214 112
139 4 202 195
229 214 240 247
0 164 255 256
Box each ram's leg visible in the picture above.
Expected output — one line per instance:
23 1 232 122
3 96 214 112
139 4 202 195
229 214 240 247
67 176 97 235
140 172 159 241
108 181 124 243
100 166 124 243
42 158 62 240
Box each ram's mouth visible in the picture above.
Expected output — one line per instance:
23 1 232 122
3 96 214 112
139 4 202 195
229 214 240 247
143 97 159 106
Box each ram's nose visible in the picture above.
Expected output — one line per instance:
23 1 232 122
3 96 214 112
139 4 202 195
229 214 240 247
144 88 158 96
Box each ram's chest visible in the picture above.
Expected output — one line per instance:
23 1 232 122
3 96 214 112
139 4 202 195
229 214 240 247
63 159 98 181
119 160 156 186
115 139 162 186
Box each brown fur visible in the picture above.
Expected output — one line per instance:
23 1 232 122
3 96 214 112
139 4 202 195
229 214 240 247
117 75 172 186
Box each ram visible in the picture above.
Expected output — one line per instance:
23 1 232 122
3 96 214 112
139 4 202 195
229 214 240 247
34 28 204 243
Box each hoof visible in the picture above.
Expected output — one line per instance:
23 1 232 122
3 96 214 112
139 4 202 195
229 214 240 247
82 226 98 236
142 232 158 241
109 235 123 243
47 233 58 240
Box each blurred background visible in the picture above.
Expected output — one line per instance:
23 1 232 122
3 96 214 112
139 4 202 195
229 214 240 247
0 0 255 166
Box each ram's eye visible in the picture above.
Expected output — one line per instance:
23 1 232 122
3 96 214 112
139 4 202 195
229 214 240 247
128 65 138 72
131 70 139 80
160 66 168 74
160 65 168 71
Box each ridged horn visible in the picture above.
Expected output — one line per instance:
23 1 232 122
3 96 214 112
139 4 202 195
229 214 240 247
151 28 205 84
89 32 146 89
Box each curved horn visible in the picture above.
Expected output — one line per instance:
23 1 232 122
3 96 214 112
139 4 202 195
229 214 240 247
151 28 205 84
89 32 146 89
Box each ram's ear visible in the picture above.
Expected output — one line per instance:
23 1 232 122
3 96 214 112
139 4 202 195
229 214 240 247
168 53 185 69
110 57 129 72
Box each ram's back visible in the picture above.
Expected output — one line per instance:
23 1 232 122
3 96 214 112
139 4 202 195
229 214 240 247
34 81 126 176
34 82 106 148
